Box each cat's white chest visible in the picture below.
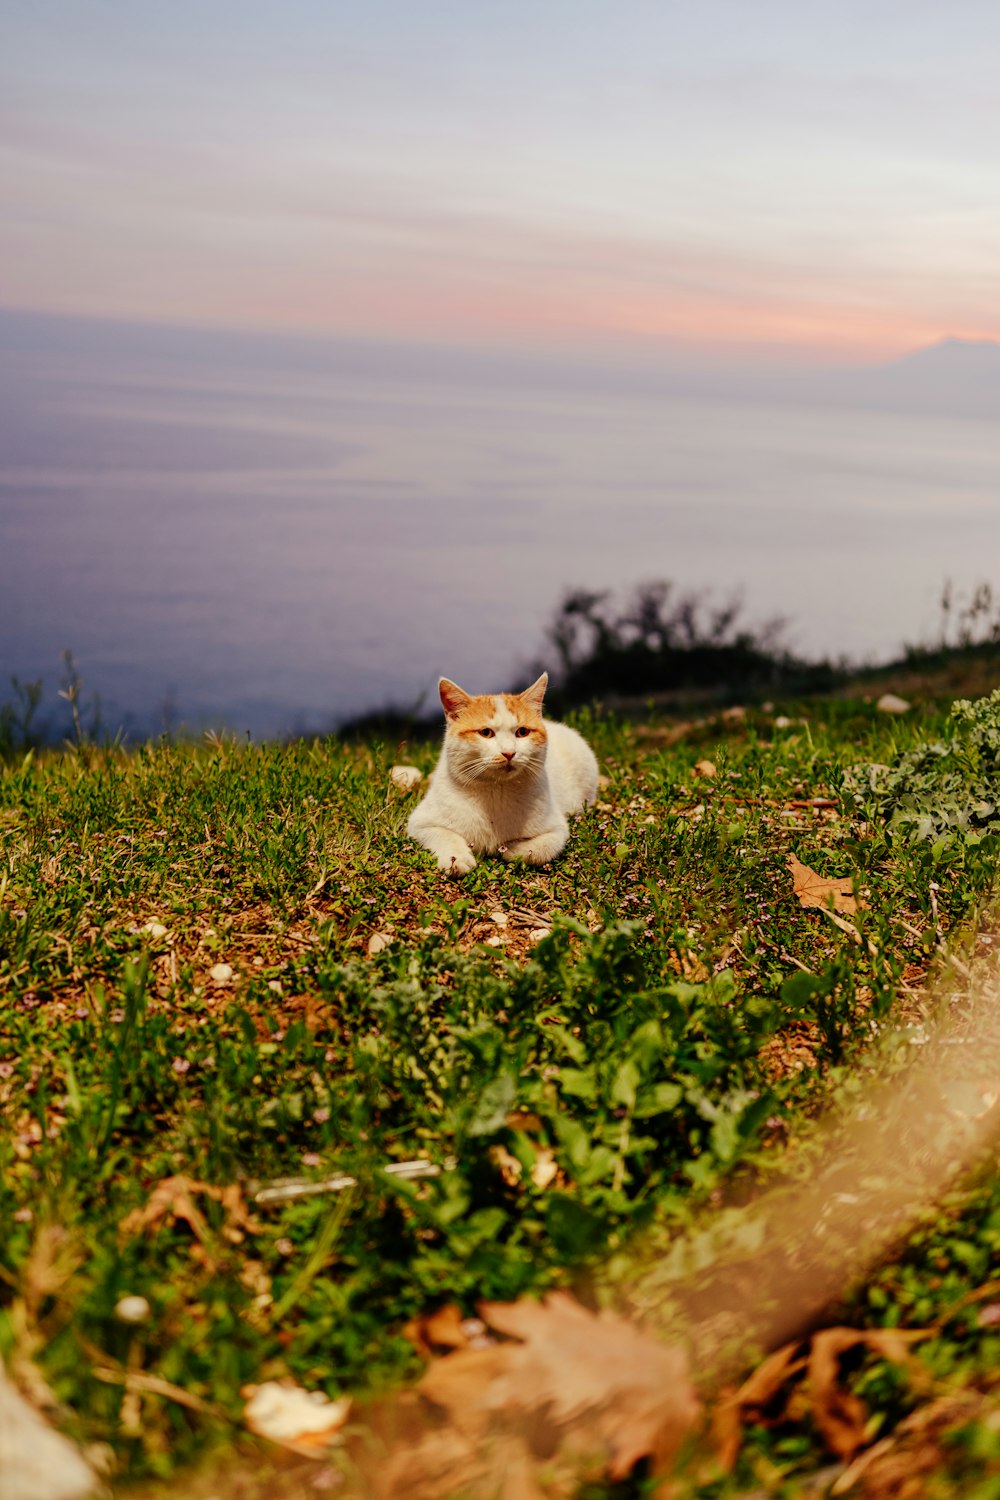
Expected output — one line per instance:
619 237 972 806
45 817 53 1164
406 678 598 874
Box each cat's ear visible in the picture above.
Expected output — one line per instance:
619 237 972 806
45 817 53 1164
518 672 548 714
439 678 471 719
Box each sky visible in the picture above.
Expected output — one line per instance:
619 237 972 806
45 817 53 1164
4 1 1000 362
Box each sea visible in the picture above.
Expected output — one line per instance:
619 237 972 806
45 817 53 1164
1 311 998 741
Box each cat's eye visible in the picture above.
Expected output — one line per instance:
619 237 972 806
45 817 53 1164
514 726 531 737
478 727 495 738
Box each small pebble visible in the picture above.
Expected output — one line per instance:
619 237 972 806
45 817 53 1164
367 932 392 956
876 692 911 715
209 963 233 984
489 910 508 928
115 1295 151 1324
142 921 168 940
528 928 552 943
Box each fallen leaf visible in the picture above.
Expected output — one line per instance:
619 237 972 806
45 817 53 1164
119 1176 211 1248
808 1329 869 1459
416 1290 700 1483
787 853 860 915
403 1303 476 1359
715 1340 807 1469
119 1175 259 1262
693 758 717 778
243 1380 351 1454
367 932 392 956
717 1325 929 1471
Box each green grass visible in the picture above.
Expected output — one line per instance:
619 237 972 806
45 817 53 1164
2 696 1000 1488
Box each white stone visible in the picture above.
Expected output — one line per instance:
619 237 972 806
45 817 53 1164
367 932 392 956
114 1295 151 1324
0 1367 94 1500
209 963 233 984
389 765 423 792
876 693 911 715
142 921 168 940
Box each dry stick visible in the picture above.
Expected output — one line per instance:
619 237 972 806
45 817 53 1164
92 1366 224 1418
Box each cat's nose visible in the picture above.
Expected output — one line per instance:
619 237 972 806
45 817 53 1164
500 750 516 762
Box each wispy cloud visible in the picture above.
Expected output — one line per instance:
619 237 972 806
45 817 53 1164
4 2 1000 359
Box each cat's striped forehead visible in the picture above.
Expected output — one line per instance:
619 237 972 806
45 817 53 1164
449 694 545 734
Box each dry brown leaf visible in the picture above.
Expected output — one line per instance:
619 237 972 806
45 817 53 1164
694 759 717 778
414 1290 700 1487
787 852 860 915
118 1175 259 1264
715 1326 931 1472
808 1329 869 1460
714 1340 808 1469
403 1304 475 1360
119 1176 211 1247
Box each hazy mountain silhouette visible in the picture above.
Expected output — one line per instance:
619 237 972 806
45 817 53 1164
863 337 1000 412
2 306 998 417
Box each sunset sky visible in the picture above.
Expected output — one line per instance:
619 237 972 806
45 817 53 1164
5 1 1000 362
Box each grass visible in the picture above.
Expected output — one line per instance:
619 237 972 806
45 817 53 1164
2 690 1000 1492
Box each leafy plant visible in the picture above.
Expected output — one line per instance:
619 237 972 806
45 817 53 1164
847 690 1000 851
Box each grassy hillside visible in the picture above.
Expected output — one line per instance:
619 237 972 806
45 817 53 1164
2 690 1000 1494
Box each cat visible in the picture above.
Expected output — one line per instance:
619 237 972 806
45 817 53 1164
407 672 598 876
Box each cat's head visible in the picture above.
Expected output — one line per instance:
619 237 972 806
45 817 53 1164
438 673 549 785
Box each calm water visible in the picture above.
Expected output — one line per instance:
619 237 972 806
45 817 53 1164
2 315 998 740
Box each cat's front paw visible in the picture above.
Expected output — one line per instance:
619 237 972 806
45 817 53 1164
440 846 476 877
501 832 566 866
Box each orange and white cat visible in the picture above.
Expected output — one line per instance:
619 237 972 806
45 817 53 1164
407 672 598 876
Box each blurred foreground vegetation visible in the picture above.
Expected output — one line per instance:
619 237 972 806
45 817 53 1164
2 668 1000 1493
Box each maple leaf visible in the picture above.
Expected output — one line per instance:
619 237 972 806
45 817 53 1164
386 1290 700 1496
787 853 860 914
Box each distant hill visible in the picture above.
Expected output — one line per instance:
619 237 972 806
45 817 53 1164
799 335 1000 417
889 335 1000 377
869 336 1000 412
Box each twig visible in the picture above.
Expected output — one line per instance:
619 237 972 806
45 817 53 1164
252 1156 455 1207
92 1366 224 1418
